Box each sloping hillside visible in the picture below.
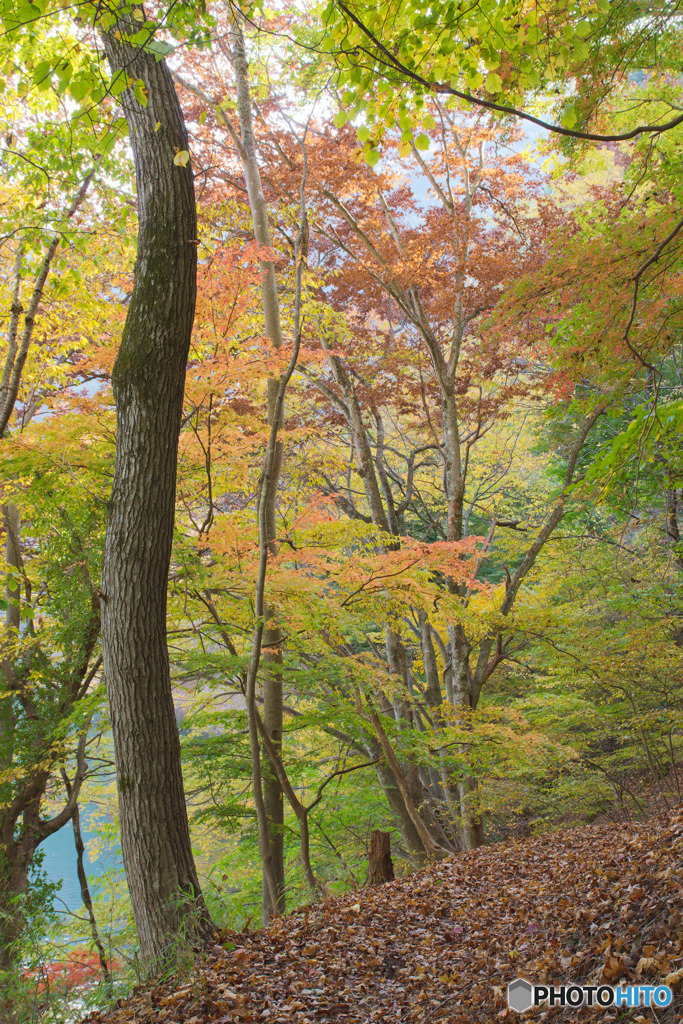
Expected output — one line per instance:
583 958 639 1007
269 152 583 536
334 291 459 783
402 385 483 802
82 811 683 1023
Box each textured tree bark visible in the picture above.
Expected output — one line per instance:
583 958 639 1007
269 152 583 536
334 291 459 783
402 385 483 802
368 830 394 884
100 9 213 967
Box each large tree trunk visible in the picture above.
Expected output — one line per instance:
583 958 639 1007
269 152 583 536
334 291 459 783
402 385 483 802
100 9 213 968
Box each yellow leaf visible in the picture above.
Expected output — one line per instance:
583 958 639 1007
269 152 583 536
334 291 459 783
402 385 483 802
174 150 190 167
485 72 503 94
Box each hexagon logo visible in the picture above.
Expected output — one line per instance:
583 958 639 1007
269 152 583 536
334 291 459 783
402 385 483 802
508 978 534 1013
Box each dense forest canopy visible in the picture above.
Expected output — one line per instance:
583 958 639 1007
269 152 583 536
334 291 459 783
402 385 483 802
0 0 681 1018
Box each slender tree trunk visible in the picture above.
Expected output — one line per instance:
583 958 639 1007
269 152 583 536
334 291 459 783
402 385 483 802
367 747 427 858
365 702 450 859
441 390 464 545
72 801 112 993
228 13 287 918
0 171 95 437
261 620 285 914
0 164 99 1010
61 769 112 996
448 621 484 850
439 385 486 851
100 9 213 968
419 611 460 836
316 351 453 856
665 488 683 568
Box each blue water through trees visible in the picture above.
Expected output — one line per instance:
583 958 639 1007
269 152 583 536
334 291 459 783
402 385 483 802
40 809 119 912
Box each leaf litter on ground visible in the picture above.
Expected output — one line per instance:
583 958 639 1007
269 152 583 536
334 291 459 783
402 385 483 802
81 810 683 1023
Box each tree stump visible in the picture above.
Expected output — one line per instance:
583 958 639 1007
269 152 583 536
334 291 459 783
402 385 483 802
368 830 394 884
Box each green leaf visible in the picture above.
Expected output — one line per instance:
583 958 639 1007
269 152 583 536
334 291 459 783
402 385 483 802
414 133 430 151
98 131 117 156
133 78 148 107
485 72 503 93
33 60 51 89
69 77 91 103
147 39 175 59
357 124 371 143
466 71 484 89
365 147 380 166
333 110 347 128
561 104 577 129
109 70 129 97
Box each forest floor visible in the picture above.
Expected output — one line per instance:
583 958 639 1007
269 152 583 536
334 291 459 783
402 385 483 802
82 810 683 1024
